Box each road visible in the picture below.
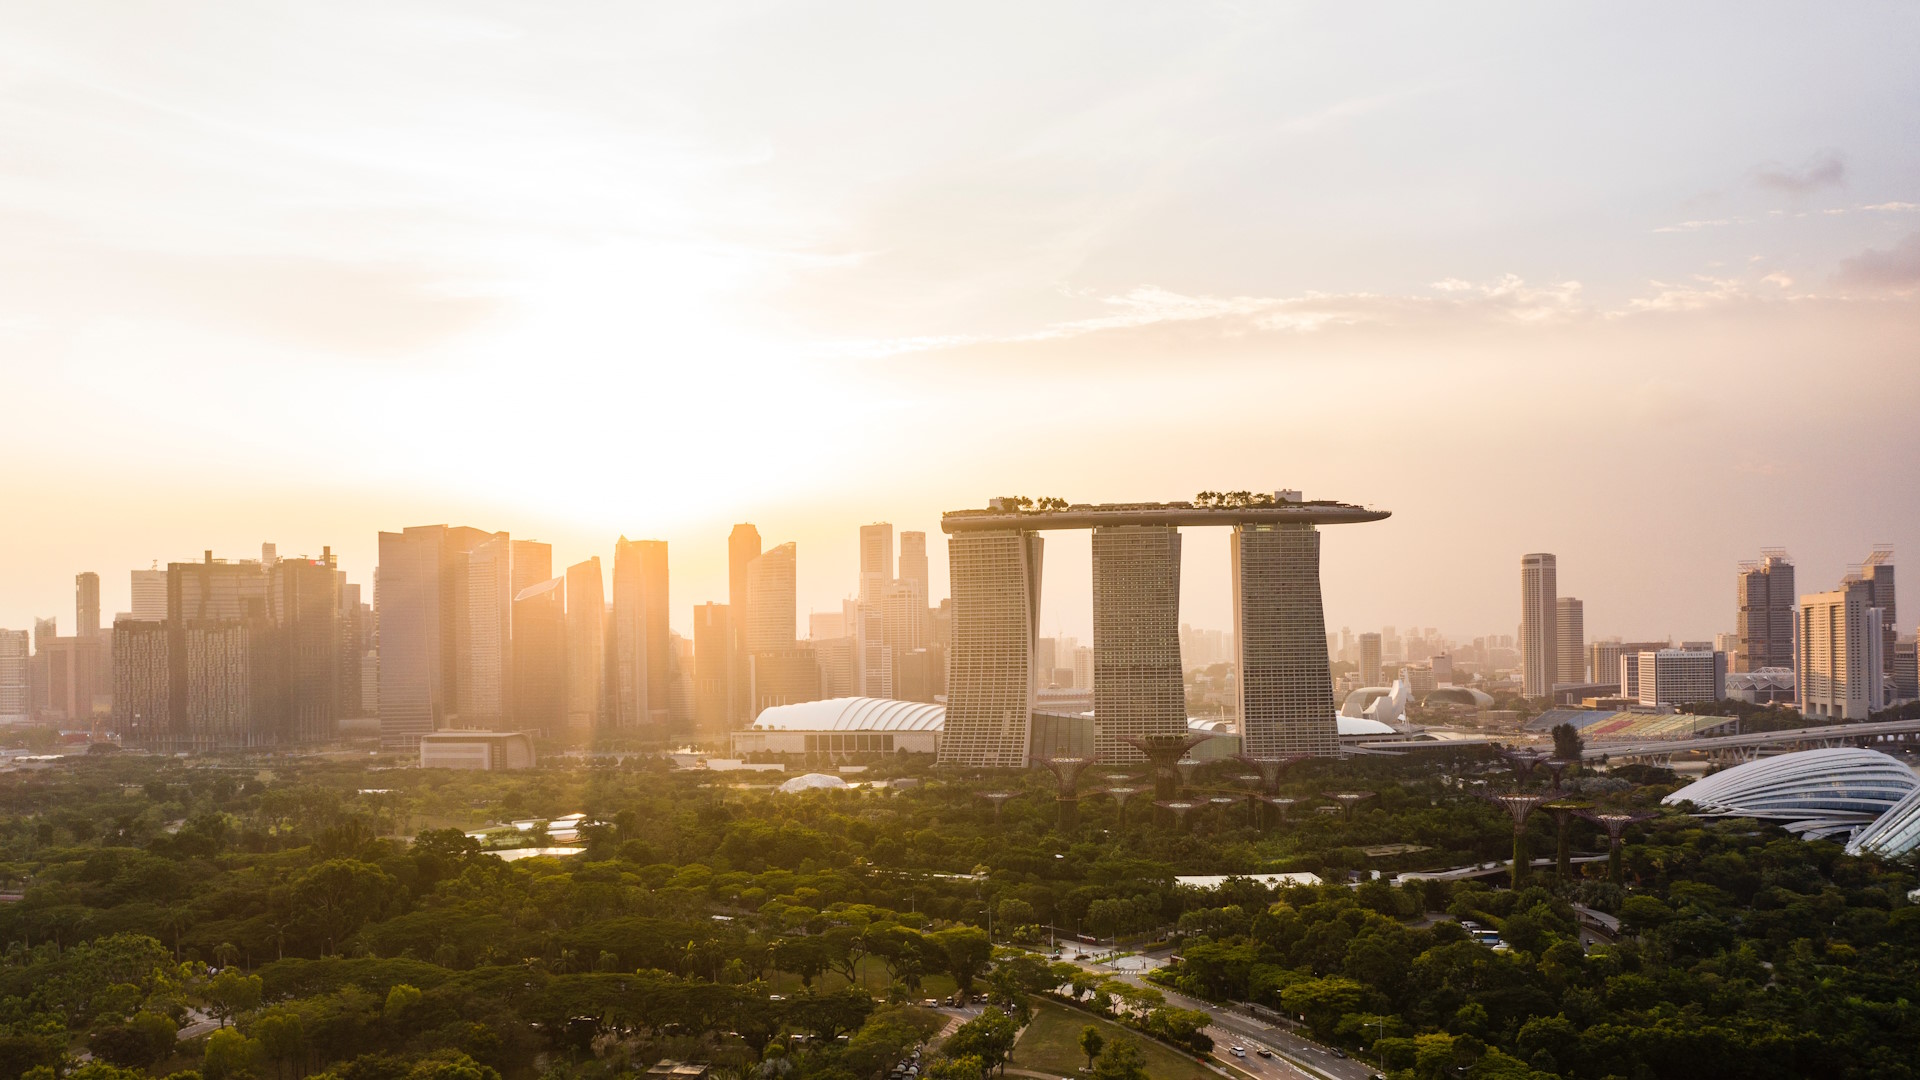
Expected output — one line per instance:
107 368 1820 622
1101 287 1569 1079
1057 954 1379 1080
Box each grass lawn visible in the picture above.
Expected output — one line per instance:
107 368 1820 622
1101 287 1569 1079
1010 999 1217 1080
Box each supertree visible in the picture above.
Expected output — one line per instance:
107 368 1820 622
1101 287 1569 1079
1235 753 1310 794
1542 802 1589 880
1578 810 1658 885
1102 785 1145 830
1481 792 1553 887
1124 733 1217 800
1038 756 1096 831
978 791 1017 823
1208 796 1240 827
1543 759 1575 793
1260 795 1298 823
1322 790 1378 819
1496 748 1552 788
1154 800 1200 832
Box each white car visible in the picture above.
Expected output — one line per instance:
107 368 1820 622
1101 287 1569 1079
1230 1046 1246 1057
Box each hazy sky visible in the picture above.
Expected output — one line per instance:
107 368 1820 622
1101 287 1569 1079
4 3 1918 644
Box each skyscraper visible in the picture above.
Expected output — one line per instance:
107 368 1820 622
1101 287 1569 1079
898 531 929 596
611 537 671 733
460 533 514 726
1358 632 1382 686
937 528 1043 768
1233 524 1339 758
728 524 762 726
376 524 491 748
1520 553 1558 698
75 573 101 639
1798 577 1884 720
1736 551 1796 672
1862 547 1897 683
692 603 734 734
1091 525 1186 761
0 629 27 724
1556 597 1585 685
511 576 567 736
131 567 168 620
564 557 605 738
270 552 343 744
745 543 799 653
859 522 894 602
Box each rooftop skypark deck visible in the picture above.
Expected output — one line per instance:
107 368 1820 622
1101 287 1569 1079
941 495 1390 532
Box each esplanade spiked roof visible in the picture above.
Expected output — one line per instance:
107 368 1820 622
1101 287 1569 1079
941 496 1390 532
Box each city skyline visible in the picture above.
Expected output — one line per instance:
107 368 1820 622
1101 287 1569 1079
3 5 1918 643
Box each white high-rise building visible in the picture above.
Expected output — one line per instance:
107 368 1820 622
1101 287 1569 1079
1556 597 1585 685
746 543 799 653
937 528 1043 768
131 568 168 621
1092 525 1186 761
1798 578 1885 721
1637 649 1725 707
859 523 894 603
0 629 28 723
1233 524 1339 758
1520 553 1558 698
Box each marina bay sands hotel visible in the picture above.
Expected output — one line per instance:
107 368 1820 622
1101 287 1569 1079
936 493 1390 768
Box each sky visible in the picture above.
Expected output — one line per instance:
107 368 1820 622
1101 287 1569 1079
3 3 1919 644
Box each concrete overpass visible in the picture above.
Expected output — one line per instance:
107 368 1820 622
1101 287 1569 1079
1585 717 1920 764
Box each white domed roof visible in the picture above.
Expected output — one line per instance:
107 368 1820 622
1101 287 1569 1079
753 697 945 732
1663 747 1920 839
778 772 849 793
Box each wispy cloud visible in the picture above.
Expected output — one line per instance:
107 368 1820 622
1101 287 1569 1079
1837 232 1920 289
1751 152 1846 197
1652 218 1738 234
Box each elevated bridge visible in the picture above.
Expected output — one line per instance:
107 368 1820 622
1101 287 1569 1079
1586 717 1920 764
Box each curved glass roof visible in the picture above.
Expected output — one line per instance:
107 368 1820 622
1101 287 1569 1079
1848 784 1920 859
1663 747 1920 837
751 697 946 732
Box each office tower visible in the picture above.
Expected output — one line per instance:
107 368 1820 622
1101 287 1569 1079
76 573 101 639
812 635 857 698
460 534 514 726
899 531 929 596
750 647 822 715
510 541 552 600
29 618 54 719
854 600 890 698
1092 526 1186 761
937 528 1044 768
1070 645 1094 690
270 552 343 744
1358 633 1382 686
564 558 605 737
1735 551 1796 672
1556 597 1585 684
611 537 671 732
1894 639 1918 702
860 523 894 602
1382 625 1403 664
337 581 370 720
1798 578 1885 720
261 542 277 565
882 578 929 683
729 524 762 725
376 525 488 748
169 552 270 624
809 611 846 640
511 576 566 736
1636 649 1726 707
692 603 734 734
1432 652 1454 685
746 543 799 653
1232 524 1339 758
0 629 27 723
1519 553 1558 697
896 646 945 703
131 567 168 620
110 620 170 744
1862 548 1897 681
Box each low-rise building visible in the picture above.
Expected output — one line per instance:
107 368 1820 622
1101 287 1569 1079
418 730 536 770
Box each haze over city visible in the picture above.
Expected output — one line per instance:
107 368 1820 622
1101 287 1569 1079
4 4 1919 642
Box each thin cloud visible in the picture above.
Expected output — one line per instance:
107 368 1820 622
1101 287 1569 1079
1652 218 1736 234
1837 232 1920 289
1752 152 1845 196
